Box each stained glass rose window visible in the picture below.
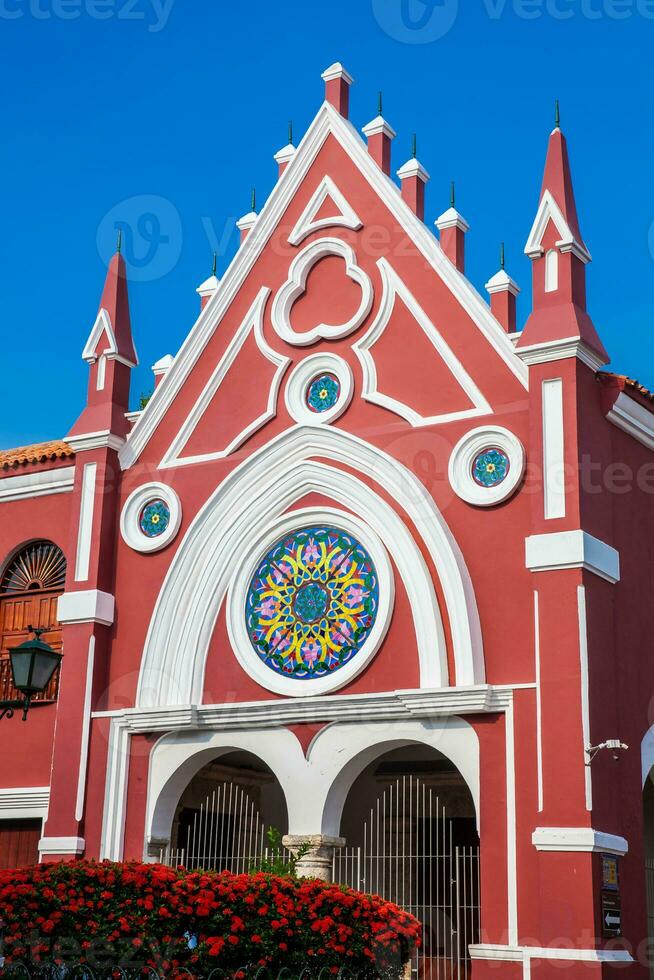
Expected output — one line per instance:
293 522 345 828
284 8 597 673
245 525 379 680
305 373 341 414
471 448 510 488
139 499 171 538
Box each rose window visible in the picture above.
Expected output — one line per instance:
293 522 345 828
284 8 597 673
471 448 510 488
245 525 380 681
139 499 171 538
305 372 341 414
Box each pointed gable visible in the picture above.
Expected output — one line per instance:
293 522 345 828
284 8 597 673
120 96 528 471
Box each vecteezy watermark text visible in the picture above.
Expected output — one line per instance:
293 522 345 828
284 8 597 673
0 0 175 32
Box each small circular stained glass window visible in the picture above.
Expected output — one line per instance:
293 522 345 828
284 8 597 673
245 525 379 681
471 448 511 488
305 372 341 414
139 499 171 538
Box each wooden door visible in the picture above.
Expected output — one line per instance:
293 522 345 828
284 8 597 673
0 819 41 868
0 593 62 702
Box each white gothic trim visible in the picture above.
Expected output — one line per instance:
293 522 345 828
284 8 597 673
136 426 484 708
353 258 491 426
288 175 363 245
82 308 116 363
524 189 591 264
161 288 290 468
270 237 372 346
0 785 49 819
120 101 526 471
606 391 654 453
0 467 74 503
82 307 138 367
226 506 395 697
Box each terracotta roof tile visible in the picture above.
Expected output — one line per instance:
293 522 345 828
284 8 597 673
599 372 654 409
0 440 74 471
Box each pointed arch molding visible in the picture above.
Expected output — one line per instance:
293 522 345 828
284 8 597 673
161 288 290 468
136 427 485 709
288 175 363 246
353 259 491 426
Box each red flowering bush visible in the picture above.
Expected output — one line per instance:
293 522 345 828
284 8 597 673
0 861 420 977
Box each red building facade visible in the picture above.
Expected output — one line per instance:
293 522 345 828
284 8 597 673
2 63 654 978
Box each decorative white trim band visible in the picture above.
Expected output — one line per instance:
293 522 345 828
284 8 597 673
289 176 363 245
95 685 519 733
65 431 125 453
525 530 620 584
58 589 115 626
38 836 85 856
0 467 74 503
469 944 633 964
517 337 607 371
74 462 97 582
532 827 628 855
607 391 654 453
0 786 49 820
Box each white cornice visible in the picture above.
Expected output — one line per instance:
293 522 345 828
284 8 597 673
39 836 85 856
321 62 353 84
236 210 257 232
532 827 628 855
525 530 620 584
0 786 49 819
435 206 470 233
485 269 520 297
58 589 116 626
119 101 527 471
65 431 125 453
470 944 633 964
516 337 607 371
396 157 430 183
93 685 518 733
525 189 591 264
195 275 219 297
361 115 396 140
273 142 296 165
0 466 74 503
606 390 654 452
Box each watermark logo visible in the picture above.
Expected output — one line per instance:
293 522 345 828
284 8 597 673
97 194 182 282
372 0 459 42
0 0 175 31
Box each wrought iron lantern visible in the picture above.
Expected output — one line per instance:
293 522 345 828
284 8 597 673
0 626 62 721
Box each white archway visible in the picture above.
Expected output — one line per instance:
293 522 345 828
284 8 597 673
137 426 485 708
144 719 480 851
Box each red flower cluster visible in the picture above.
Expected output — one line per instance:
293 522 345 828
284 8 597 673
0 861 421 977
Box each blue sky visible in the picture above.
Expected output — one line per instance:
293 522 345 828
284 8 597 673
1 0 652 446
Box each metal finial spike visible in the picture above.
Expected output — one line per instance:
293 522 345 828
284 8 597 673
450 181 455 208
378 90 383 116
555 99 560 129
251 187 256 212
500 242 505 270
212 251 217 277
411 133 417 158
288 120 293 145
116 228 122 254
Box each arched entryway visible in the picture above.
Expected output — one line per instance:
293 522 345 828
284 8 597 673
163 750 289 871
334 744 480 980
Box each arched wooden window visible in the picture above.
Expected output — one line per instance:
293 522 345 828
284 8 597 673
0 541 66 703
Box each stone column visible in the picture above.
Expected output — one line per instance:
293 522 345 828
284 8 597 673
282 834 345 882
